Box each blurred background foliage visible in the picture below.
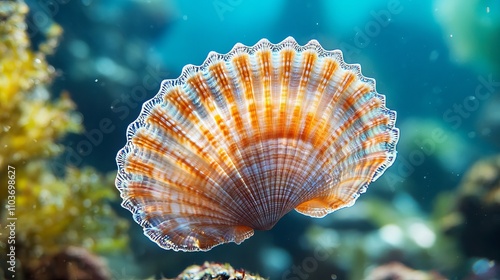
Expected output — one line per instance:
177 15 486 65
0 1 128 279
0 0 499 279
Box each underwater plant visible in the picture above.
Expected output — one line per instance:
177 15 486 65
0 1 128 278
441 155 500 261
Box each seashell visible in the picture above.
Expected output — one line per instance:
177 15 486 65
115 37 399 252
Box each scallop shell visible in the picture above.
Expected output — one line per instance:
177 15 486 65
115 37 399 252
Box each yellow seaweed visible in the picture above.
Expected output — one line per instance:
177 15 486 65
0 0 128 267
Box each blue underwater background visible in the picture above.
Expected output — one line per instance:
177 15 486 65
4 0 500 279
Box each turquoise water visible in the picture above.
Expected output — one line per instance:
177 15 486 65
24 0 500 279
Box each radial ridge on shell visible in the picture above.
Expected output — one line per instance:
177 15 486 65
115 36 399 252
